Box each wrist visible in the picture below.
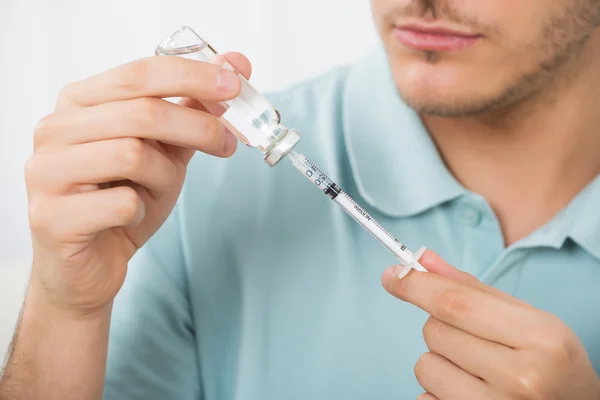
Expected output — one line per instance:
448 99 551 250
3 278 112 400
25 278 112 327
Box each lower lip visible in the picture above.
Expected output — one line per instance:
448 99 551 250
394 28 480 52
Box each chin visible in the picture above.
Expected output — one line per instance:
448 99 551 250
388 55 507 117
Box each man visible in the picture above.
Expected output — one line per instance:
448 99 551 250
1 0 599 398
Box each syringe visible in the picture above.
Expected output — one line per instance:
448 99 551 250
156 26 427 278
287 151 427 278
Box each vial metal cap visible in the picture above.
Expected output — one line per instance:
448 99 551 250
264 129 301 166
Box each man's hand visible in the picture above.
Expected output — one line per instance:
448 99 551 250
382 251 600 400
0 52 252 400
25 53 250 317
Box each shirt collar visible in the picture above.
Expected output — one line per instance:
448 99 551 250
565 174 600 260
341 46 464 217
340 46 600 261
513 174 600 261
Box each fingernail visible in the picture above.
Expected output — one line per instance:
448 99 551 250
223 62 236 72
223 131 237 153
382 265 408 291
382 266 396 284
217 69 240 91
395 264 410 279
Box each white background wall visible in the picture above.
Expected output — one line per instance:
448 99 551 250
0 1 379 362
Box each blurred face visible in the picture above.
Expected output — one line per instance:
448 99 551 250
371 0 600 117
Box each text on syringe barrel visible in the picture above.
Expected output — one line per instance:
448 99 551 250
290 153 417 266
332 193 416 266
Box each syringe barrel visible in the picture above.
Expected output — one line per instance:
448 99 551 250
155 26 299 166
287 150 428 276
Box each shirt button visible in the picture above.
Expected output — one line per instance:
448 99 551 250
461 207 482 227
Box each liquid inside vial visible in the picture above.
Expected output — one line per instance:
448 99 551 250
221 79 282 150
156 27 284 151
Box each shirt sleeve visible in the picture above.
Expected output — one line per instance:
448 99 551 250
103 203 200 399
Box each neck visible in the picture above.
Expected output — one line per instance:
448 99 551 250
422 33 600 246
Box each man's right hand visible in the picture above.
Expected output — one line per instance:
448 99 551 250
24 52 251 318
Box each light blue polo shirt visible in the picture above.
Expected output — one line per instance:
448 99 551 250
104 47 600 399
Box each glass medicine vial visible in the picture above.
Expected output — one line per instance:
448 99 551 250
155 26 301 166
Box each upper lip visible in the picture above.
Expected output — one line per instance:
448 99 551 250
395 23 481 38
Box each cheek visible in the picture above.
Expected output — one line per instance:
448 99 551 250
450 0 529 22
455 0 546 47
370 0 399 21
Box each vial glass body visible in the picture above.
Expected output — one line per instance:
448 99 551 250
155 26 300 166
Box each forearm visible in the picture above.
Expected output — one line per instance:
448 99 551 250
0 282 111 400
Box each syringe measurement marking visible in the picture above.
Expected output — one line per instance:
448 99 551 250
339 192 408 251
353 204 372 221
298 154 408 252
303 158 340 199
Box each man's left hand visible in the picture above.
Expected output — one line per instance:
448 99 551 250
382 251 600 400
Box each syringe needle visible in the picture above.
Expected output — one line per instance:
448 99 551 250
286 151 427 276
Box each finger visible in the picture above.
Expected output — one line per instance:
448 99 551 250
174 97 204 164
179 95 239 136
55 55 244 110
423 316 517 385
417 250 466 281
180 52 253 132
34 97 237 158
175 96 241 164
419 250 532 307
29 186 145 242
26 139 179 197
221 52 252 80
176 51 252 113
414 352 491 400
416 393 438 400
382 267 536 347
179 96 207 111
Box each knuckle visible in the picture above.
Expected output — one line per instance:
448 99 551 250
512 366 546 400
535 318 574 361
24 155 40 187
461 272 479 286
130 97 161 129
33 113 58 149
24 153 51 191
115 187 141 222
167 56 216 88
178 59 202 84
56 82 78 106
422 317 443 347
435 288 469 321
28 198 49 233
203 118 224 145
116 138 146 174
413 352 433 385
117 60 148 93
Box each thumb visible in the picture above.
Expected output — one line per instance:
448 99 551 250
419 250 479 284
419 251 530 306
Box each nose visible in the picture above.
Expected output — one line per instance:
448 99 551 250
422 0 437 20
401 0 436 20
